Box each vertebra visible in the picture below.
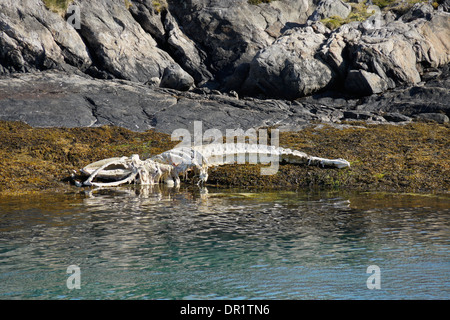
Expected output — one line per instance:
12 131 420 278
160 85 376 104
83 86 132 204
79 143 350 187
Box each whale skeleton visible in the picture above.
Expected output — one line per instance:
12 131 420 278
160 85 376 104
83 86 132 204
78 143 350 187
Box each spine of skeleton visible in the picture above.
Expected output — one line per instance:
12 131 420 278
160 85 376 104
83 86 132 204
193 143 350 169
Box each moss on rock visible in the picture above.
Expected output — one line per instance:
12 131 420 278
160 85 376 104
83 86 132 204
322 0 435 30
42 0 72 15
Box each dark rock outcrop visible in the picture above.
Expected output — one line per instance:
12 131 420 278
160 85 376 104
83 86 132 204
166 0 315 85
242 3 450 99
0 0 91 74
309 0 351 21
1 69 448 134
0 70 300 133
0 0 449 133
241 25 335 99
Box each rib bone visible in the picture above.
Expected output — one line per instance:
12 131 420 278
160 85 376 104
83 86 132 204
79 144 350 187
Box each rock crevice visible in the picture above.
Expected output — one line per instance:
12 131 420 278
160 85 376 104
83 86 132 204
0 0 449 132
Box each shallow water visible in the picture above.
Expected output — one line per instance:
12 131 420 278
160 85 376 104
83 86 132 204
0 186 449 300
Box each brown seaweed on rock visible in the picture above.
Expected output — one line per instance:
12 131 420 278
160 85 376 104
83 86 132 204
0 120 448 195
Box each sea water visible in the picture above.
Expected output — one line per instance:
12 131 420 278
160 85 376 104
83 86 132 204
0 187 448 300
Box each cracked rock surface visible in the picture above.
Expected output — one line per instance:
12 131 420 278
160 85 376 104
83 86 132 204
0 0 449 133
1 69 448 134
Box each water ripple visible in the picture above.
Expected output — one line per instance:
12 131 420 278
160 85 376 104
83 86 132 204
0 187 448 299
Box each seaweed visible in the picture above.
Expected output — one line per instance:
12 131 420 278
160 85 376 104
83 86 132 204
0 121 448 195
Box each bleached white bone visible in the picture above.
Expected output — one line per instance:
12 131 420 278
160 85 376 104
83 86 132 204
79 144 350 187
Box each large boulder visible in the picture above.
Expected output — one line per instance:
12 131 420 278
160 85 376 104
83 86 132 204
345 8 450 91
411 9 450 68
0 0 91 74
73 0 177 82
309 0 352 21
319 23 361 78
242 5 449 100
164 12 213 85
160 64 195 91
242 26 335 99
349 32 421 87
167 0 315 84
322 6 450 93
345 69 389 95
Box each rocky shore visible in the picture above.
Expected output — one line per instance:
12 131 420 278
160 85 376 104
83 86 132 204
0 0 449 194
0 120 448 195
0 67 448 134
1 1 449 130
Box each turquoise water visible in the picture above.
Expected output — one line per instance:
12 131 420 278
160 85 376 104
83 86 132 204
0 187 449 300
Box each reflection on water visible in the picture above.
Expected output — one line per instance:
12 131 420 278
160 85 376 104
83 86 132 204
0 186 449 300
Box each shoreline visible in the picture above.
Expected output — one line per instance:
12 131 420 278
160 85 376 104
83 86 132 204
0 120 448 196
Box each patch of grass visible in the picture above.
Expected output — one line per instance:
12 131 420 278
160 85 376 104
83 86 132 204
323 0 435 30
321 2 376 30
124 0 133 10
373 0 431 15
152 0 168 13
321 16 344 30
42 0 72 15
